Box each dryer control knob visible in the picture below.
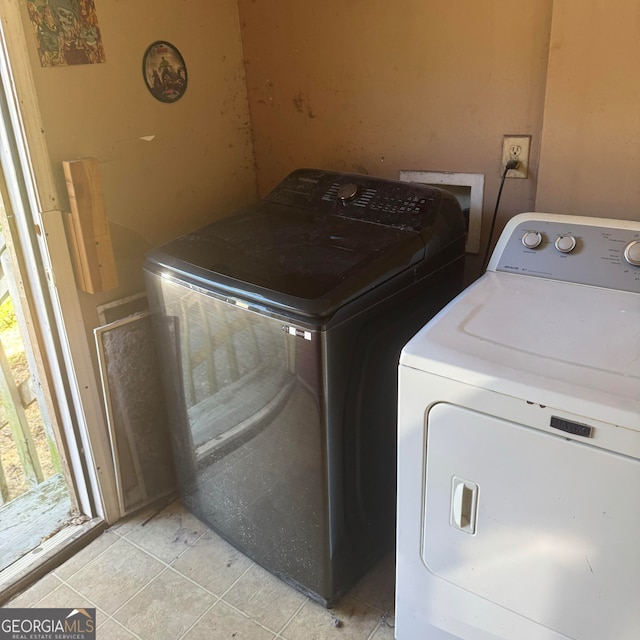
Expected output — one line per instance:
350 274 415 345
522 231 542 249
623 240 640 266
555 235 576 253
337 182 359 202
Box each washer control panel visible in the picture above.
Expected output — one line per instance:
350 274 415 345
264 168 462 232
495 216 640 293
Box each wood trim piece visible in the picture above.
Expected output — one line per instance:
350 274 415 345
63 158 118 294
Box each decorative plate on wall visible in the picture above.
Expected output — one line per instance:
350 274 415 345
143 41 188 103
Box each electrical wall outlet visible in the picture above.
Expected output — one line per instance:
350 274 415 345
501 135 531 178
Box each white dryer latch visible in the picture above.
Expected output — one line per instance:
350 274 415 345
450 477 479 534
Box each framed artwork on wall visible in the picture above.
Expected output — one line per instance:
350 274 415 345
27 0 106 67
142 41 188 103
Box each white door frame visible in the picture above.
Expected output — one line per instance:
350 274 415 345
0 0 119 524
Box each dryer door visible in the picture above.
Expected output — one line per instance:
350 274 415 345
423 403 640 640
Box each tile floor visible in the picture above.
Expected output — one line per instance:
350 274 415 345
3 499 396 640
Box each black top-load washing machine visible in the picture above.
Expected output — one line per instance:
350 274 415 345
144 168 466 606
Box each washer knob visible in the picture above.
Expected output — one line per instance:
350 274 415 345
555 235 577 253
336 182 359 202
623 240 640 266
522 231 542 249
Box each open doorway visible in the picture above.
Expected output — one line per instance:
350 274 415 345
0 217 76 573
0 99 89 585
0 7 118 600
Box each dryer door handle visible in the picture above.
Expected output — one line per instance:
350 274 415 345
451 477 479 534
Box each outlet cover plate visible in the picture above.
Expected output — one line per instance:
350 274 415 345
501 135 531 178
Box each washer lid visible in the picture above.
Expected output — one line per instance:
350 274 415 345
146 202 425 318
146 169 466 319
401 271 640 428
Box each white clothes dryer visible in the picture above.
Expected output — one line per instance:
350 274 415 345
396 213 640 640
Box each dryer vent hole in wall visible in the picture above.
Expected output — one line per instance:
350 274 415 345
398 171 485 255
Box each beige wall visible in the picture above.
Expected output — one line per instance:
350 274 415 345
537 1 640 220
20 1 640 300
14 0 640 300
19 0 256 310
238 0 554 273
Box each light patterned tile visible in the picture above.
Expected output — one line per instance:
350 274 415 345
97 618 139 639
182 601 275 640
171 529 252 596
30 582 107 628
122 500 208 564
113 569 214 640
107 497 176 536
370 618 395 640
107 507 160 536
54 530 120 581
65 538 163 614
281 596 380 640
223 562 305 633
348 553 395 613
4 509 399 640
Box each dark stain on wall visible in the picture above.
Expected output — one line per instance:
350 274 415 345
293 92 316 119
